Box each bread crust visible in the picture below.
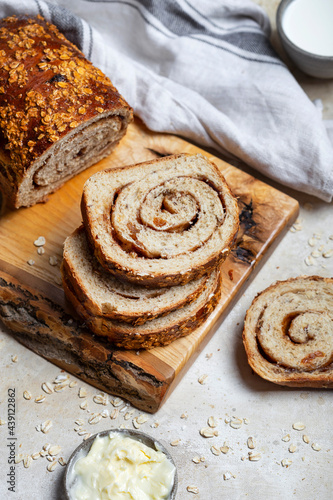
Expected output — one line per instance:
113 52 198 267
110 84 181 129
81 153 239 287
0 15 133 208
62 266 221 350
243 275 333 388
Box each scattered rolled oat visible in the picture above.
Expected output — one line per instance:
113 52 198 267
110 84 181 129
192 456 201 464
205 353 213 359
80 400 88 410
288 444 297 453
200 427 218 438
311 443 321 452
198 374 208 385
311 250 321 258
43 444 51 452
304 255 315 266
54 382 69 392
75 419 84 426
110 409 119 419
170 440 180 447
187 486 199 494
180 413 188 419
88 413 102 425
83 433 92 441
292 422 305 431
23 456 32 468
34 236 46 247
54 373 70 384
243 418 250 425
23 390 32 400
223 472 235 480
302 435 310 444
220 443 230 454
230 417 242 429
124 410 134 421
111 397 123 407
78 387 87 398
151 421 160 428
58 457 67 466
93 393 108 405
47 460 58 472
136 414 148 425
210 445 221 456
323 249 333 258
69 381 78 388
100 409 109 418
281 459 292 467
37 247 45 255
31 452 41 460
34 395 45 403
11 355 18 363
0 419 6 426
27 259 35 266
247 437 256 449
41 420 53 434
15 453 24 464
207 416 217 428
48 445 62 456
308 237 316 247
282 434 290 442
49 256 58 266
41 382 53 394
248 452 261 462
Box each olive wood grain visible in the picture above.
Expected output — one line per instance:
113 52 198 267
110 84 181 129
0 118 299 412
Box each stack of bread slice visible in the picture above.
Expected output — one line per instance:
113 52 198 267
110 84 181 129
61 153 239 349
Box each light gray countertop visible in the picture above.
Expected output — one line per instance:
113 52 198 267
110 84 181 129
0 2 333 499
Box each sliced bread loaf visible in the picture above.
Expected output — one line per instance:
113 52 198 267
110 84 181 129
62 265 221 349
62 226 213 325
0 15 132 208
243 276 333 388
81 153 239 287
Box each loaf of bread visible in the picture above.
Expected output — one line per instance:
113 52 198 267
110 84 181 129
243 276 333 388
62 264 221 349
62 226 214 325
0 15 133 208
81 153 239 287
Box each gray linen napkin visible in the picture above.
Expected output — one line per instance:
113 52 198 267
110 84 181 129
1 0 333 201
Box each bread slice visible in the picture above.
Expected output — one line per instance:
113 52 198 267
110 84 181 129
62 226 213 325
81 153 239 287
0 15 132 208
62 266 221 349
243 276 333 388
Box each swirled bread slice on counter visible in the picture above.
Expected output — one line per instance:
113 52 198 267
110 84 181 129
0 15 132 208
62 226 214 325
62 265 221 350
243 276 333 388
81 153 239 287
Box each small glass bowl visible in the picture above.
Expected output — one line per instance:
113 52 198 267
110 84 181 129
63 428 178 500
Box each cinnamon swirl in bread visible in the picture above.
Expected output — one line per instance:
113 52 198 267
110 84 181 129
243 276 333 388
81 153 239 287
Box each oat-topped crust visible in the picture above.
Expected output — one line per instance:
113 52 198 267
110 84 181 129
0 15 128 174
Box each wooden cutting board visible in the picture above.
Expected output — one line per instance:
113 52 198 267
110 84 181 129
0 119 299 412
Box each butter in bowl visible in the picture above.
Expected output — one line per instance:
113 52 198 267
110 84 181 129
64 429 178 500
